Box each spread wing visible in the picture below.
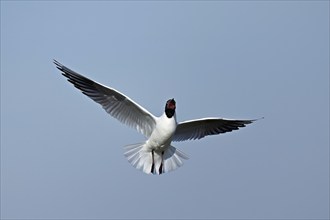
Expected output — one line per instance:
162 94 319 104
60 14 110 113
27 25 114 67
173 117 257 142
54 60 157 138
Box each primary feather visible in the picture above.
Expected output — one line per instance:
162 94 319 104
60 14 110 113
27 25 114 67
173 118 255 142
54 60 157 138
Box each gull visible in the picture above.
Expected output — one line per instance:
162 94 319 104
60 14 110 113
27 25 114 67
54 60 259 175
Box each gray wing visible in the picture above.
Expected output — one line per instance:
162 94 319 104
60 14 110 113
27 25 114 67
173 117 257 142
54 60 157 138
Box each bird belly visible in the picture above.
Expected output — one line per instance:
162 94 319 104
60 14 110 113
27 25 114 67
145 117 177 152
146 130 173 151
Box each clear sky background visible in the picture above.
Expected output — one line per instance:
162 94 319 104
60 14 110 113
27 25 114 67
1 1 329 219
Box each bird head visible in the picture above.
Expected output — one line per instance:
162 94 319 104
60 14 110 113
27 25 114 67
165 98 176 118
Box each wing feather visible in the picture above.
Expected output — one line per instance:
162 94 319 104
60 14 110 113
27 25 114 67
54 60 157 137
173 117 257 142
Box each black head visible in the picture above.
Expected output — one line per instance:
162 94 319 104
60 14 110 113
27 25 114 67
165 98 176 118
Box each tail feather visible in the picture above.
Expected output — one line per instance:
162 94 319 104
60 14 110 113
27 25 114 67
163 146 188 173
123 143 189 175
124 143 151 173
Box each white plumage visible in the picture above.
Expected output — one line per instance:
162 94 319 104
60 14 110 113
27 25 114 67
54 60 259 175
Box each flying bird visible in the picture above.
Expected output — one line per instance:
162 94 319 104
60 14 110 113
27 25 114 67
54 60 259 175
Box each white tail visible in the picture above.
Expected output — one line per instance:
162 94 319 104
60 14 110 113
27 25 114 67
123 142 189 175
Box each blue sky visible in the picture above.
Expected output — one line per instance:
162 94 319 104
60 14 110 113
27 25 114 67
1 1 329 219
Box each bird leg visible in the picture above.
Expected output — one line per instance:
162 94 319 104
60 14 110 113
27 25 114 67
151 150 155 174
159 151 164 174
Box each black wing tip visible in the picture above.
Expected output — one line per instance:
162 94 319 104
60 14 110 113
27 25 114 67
53 59 61 66
251 117 264 122
53 59 65 72
233 117 263 126
53 59 78 78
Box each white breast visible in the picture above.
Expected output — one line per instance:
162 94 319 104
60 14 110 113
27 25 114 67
145 113 177 151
